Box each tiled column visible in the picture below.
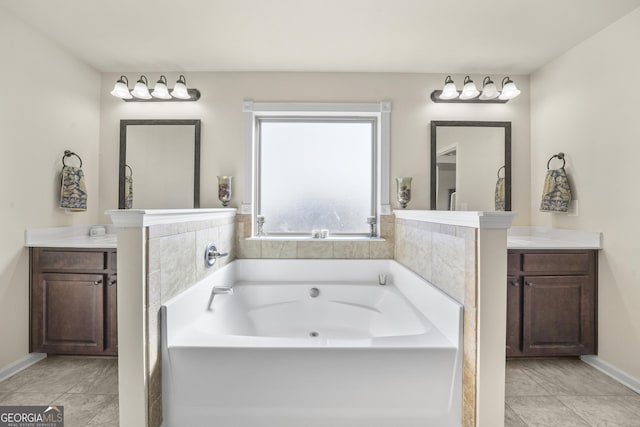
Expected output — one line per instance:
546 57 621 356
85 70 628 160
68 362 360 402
394 210 514 427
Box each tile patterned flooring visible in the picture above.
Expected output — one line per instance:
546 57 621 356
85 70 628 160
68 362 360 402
1 356 639 426
0 356 118 427
506 358 640 427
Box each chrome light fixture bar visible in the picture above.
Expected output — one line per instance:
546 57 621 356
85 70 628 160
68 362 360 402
431 75 521 103
110 74 201 102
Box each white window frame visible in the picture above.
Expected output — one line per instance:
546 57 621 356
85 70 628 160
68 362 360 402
243 101 391 237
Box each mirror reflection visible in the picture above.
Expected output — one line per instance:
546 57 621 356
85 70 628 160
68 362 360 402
119 119 201 209
430 121 511 211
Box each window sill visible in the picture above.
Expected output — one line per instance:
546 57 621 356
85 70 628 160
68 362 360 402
246 236 386 242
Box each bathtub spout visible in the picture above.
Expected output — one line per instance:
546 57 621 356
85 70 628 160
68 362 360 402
207 286 233 311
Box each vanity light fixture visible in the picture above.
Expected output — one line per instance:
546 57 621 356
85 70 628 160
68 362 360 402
170 75 191 99
498 76 521 100
439 75 459 100
459 76 480 100
479 76 499 100
151 75 171 99
110 74 201 102
131 75 152 99
110 75 133 99
430 75 521 103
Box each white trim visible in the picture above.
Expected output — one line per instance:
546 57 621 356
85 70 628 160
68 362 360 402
393 210 516 230
243 101 386 113
107 209 236 228
0 353 46 382
581 356 640 394
380 101 391 209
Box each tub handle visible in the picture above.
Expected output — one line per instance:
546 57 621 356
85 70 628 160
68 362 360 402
204 243 229 267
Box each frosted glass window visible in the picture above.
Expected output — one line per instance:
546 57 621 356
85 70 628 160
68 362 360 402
258 119 375 235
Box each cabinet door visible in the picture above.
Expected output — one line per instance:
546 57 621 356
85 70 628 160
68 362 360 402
506 276 522 357
32 273 105 354
522 275 595 356
104 274 118 355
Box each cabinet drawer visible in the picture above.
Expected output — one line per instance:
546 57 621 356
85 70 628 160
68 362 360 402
522 252 592 274
38 250 106 271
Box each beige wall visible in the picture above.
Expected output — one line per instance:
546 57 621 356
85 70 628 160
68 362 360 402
98 72 531 225
0 11 101 368
531 8 640 379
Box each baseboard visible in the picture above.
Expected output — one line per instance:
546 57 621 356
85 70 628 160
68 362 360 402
0 353 47 383
581 355 640 394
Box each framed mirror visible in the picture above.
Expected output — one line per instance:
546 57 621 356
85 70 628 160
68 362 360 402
118 119 201 209
430 121 511 211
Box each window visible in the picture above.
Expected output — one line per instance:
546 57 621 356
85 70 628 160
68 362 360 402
243 101 391 237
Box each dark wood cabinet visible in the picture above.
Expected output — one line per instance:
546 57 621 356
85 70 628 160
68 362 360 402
30 248 118 356
506 249 597 357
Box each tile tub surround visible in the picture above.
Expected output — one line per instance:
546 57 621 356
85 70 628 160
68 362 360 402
107 209 236 427
394 210 516 427
234 213 395 259
110 208 512 427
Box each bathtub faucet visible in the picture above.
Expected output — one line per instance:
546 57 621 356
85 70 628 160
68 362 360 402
207 286 233 311
204 243 229 268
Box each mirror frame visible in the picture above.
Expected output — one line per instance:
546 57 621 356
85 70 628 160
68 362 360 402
430 120 511 211
119 119 202 209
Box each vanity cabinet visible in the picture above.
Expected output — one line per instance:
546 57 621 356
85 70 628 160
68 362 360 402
506 250 597 357
30 248 118 356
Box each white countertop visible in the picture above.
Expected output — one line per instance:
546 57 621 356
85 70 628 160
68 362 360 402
25 225 117 249
507 226 602 250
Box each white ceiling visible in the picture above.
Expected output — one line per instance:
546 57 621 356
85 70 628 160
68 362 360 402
2 0 639 74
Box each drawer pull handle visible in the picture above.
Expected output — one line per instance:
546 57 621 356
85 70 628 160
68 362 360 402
525 282 533 287
108 279 117 287
93 280 103 286
510 281 520 287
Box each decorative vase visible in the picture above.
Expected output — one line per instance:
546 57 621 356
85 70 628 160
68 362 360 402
396 177 412 209
217 176 232 207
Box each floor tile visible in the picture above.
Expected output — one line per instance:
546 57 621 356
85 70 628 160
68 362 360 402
558 395 640 427
67 358 118 395
0 391 64 406
506 396 591 427
87 395 119 426
519 359 636 397
506 363 550 397
505 403 528 427
55 393 114 427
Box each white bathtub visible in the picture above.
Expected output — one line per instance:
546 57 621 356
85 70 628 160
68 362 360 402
161 259 463 427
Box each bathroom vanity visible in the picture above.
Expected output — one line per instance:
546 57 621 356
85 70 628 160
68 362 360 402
506 227 601 358
25 226 118 356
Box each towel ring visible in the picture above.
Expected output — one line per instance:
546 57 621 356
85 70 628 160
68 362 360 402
497 165 505 178
546 152 565 170
125 164 133 177
62 150 83 168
